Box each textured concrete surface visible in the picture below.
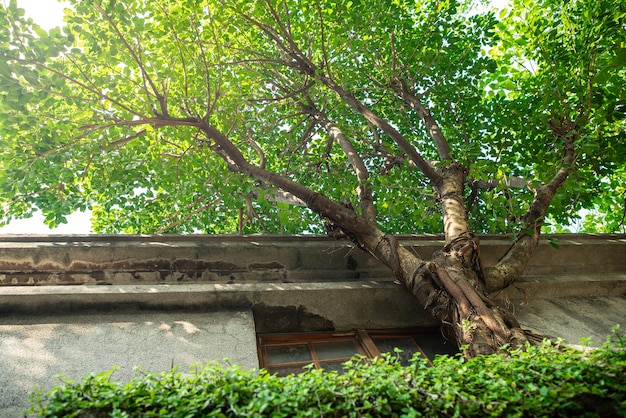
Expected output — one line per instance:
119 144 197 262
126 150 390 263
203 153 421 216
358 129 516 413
0 281 437 329
0 311 257 417
1 234 624 286
513 296 626 345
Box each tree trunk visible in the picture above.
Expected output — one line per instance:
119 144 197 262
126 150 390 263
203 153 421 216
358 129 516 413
340 163 535 358
337 228 534 358
401 236 531 357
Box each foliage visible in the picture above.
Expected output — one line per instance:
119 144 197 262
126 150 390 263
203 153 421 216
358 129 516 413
28 328 626 417
488 0 626 233
0 0 624 234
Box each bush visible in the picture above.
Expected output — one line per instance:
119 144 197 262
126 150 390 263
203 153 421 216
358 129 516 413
28 328 626 417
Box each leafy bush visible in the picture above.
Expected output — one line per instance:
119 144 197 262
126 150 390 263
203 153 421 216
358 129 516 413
28 329 625 417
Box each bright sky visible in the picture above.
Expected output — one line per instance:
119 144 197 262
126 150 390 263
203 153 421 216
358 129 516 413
16 0 68 30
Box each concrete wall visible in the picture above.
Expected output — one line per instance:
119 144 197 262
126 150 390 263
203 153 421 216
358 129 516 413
0 310 258 417
0 234 624 415
1 234 624 286
1 234 625 330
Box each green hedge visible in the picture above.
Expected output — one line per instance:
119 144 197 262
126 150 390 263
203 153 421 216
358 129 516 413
28 328 625 417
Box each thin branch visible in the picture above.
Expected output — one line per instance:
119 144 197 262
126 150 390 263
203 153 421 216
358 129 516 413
107 129 147 148
314 0 332 81
244 193 271 233
247 80 316 104
390 30 397 72
156 197 222 233
134 35 157 112
389 76 452 161
94 2 166 116
112 115 201 128
156 3 190 106
2 55 148 119
190 8 218 120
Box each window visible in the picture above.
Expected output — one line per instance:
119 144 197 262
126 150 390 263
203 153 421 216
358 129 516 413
257 328 457 376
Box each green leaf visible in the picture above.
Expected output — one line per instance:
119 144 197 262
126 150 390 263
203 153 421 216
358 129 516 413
614 47 626 64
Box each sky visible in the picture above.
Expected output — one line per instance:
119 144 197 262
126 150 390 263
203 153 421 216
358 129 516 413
15 0 68 30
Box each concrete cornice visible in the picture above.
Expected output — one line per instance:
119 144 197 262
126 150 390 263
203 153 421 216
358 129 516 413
0 232 624 242
0 234 624 316
0 233 624 280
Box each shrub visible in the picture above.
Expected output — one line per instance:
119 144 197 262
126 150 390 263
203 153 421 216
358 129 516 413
28 328 625 417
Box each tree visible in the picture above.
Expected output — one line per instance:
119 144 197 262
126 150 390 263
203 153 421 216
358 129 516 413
1 0 624 357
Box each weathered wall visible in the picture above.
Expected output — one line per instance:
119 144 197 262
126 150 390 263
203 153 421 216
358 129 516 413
1 234 624 285
0 234 387 286
0 234 624 331
0 310 258 417
2 234 623 416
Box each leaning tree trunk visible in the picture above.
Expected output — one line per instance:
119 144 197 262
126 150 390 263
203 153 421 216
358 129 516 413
344 163 536 358
355 227 534 358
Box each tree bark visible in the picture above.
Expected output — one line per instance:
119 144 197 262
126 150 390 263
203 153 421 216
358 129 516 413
401 237 530 357
388 163 532 357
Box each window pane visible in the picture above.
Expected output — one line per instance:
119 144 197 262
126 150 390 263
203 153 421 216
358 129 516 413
374 338 421 365
266 344 312 364
313 341 359 360
268 365 310 377
413 336 458 360
320 361 347 374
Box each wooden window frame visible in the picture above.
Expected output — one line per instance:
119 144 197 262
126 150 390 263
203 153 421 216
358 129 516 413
258 332 368 373
258 327 452 374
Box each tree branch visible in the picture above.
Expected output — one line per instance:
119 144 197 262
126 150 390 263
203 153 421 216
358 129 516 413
107 129 147 148
156 197 222 233
237 7 441 185
303 101 376 224
95 3 167 116
485 118 578 292
469 176 530 190
389 76 452 161
312 73 441 184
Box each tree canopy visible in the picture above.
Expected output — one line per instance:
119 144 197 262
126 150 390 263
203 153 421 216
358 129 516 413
0 0 625 235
